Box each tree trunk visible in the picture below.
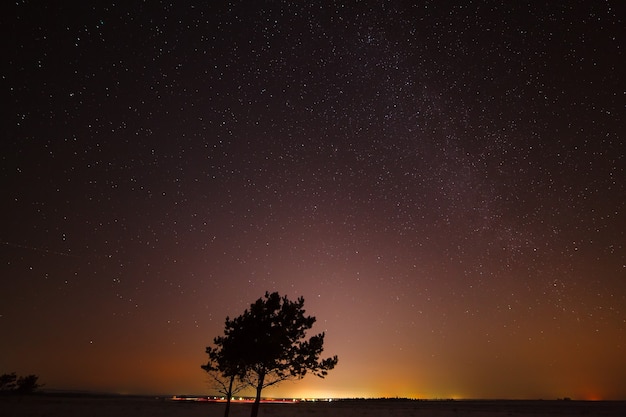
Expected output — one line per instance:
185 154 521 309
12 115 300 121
250 372 265 417
224 375 235 417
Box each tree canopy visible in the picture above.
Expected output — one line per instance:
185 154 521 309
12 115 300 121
0 373 42 394
203 291 338 417
201 336 248 417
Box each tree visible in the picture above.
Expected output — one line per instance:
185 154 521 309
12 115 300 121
0 373 17 392
206 291 338 417
0 373 42 394
201 339 247 417
16 375 42 394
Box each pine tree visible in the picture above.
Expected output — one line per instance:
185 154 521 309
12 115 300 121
204 292 338 417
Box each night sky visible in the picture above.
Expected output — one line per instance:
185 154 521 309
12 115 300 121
2 1 625 400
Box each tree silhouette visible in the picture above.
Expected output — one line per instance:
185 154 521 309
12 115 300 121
205 291 338 417
0 373 42 394
0 373 17 392
16 375 42 394
201 337 247 417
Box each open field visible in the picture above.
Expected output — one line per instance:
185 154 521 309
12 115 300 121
1 395 624 417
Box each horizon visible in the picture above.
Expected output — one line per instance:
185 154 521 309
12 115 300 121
4 392 626 417
32 383 621 402
29 389 624 402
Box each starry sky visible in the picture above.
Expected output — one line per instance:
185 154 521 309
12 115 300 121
2 0 625 400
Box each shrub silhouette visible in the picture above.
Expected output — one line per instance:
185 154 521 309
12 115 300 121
1 373 42 394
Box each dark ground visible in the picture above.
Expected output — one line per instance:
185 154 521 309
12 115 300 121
1 395 624 417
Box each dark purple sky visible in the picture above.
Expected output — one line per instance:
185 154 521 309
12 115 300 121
2 1 625 399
